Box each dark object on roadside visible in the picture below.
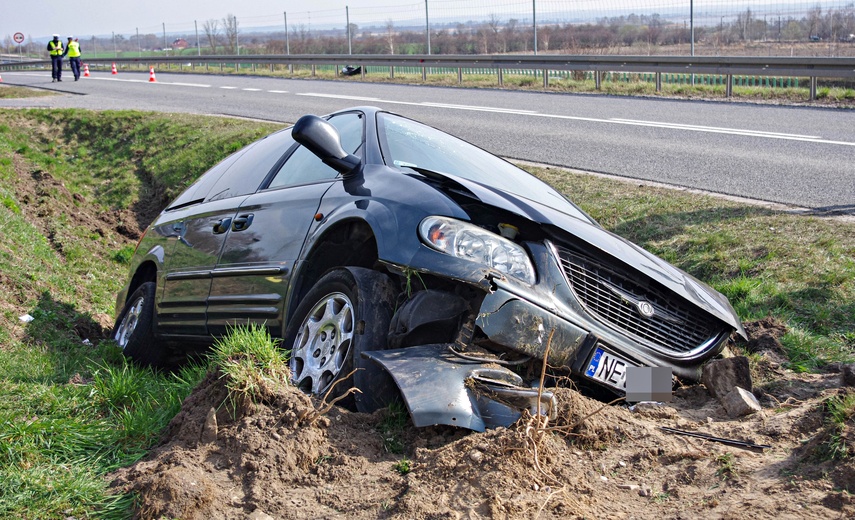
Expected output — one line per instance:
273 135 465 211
113 106 746 431
340 65 362 76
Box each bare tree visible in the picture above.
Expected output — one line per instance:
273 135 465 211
223 14 239 54
385 19 395 54
203 19 220 53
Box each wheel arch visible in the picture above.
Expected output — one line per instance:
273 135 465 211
286 218 385 326
125 261 158 305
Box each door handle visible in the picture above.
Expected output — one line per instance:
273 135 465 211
232 214 254 232
213 218 232 234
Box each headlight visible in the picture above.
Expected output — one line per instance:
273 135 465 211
419 216 536 285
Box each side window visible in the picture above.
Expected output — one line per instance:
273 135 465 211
166 147 249 210
205 129 296 202
267 112 364 190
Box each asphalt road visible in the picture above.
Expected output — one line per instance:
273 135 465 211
2 69 853 211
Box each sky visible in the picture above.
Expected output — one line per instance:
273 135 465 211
2 0 370 42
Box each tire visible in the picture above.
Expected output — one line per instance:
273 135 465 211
283 267 398 412
113 282 166 367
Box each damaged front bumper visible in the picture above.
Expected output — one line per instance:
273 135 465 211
362 344 555 432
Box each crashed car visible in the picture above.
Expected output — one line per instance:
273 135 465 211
114 106 746 431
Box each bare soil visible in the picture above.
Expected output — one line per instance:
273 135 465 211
109 334 855 519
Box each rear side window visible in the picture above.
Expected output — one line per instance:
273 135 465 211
205 129 297 202
166 148 248 210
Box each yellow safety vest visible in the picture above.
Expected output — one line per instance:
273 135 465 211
67 41 80 58
48 41 63 56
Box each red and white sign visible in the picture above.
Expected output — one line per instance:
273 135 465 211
13 32 25 44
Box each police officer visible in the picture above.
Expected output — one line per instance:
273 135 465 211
64 37 82 81
47 34 64 82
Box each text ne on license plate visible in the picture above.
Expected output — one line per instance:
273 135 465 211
585 347 632 390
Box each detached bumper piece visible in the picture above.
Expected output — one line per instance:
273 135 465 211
362 344 555 432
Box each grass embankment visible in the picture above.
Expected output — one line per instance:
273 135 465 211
0 108 852 517
0 84 56 99
0 109 281 518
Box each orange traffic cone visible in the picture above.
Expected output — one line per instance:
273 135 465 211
148 67 157 82
111 63 117 75
83 63 90 77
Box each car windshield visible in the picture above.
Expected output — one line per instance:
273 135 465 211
377 112 587 217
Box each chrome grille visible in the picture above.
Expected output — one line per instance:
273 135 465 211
555 245 724 354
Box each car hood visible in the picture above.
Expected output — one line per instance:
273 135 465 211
414 169 747 338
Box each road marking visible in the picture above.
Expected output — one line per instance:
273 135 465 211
243 88 262 91
164 82 211 88
298 92 855 147
268 90 288 93
220 86 238 89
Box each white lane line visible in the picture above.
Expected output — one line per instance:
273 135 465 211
268 90 288 93
243 88 262 91
220 86 238 89
298 92 855 147
164 82 211 88
610 118 820 139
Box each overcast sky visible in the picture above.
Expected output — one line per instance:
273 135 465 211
3 0 382 42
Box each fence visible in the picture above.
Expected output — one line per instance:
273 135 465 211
3 53 854 100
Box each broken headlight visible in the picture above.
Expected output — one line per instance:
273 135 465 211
419 216 535 285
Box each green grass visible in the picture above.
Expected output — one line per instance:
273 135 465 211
0 108 853 516
0 108 280 518
0 85 56 99
209 323 290 411
816 392 855 461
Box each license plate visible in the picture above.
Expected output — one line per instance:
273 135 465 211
585 347 632 391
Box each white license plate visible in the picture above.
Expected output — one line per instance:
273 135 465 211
585 347 633 391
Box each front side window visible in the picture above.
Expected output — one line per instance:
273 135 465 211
205 129 296 202
267 112 364 189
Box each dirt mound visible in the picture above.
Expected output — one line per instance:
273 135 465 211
108 333 855 519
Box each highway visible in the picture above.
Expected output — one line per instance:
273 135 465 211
1 70 853 212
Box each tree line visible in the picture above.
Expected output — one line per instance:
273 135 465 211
3 6 854 58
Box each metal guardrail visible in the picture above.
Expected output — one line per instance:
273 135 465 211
4 54 855 100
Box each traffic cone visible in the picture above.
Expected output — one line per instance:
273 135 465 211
148 67 157 82
111 63 117 75
83 63 90 77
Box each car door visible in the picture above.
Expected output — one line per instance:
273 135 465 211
158 128 294 337
206 111 366 338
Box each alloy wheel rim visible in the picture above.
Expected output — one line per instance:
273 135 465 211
290 292 355 395
114 295 144 350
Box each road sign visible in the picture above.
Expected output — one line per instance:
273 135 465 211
13 32 25 44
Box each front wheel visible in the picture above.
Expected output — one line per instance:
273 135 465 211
283 267 397 411
113 282 166 367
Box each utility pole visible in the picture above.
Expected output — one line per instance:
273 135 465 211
162 23 167 56
137 27 141 57
533 0 537 55
195 20 201 56
284 12 290 55
347 6 352 55
426 0 431 55
112 31 117 58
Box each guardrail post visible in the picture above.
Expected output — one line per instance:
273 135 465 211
361 66 365 80
726 74 733 97
655 72 662 92
288 64 293 74
422 66 427 81
595 71 602 90
390 66 394 79
311 64 316 77
498 68 503 87
270 64 274 72
219 63 223 72
457 67 462 84
810 77 817 100
543 69 549 88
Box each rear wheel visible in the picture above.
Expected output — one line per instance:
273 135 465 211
284 267 397 411
113 282 166 367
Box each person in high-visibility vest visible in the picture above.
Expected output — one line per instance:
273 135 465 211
63 37 82 81
46 34 64 82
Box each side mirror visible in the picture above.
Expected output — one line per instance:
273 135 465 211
292 115 360 176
